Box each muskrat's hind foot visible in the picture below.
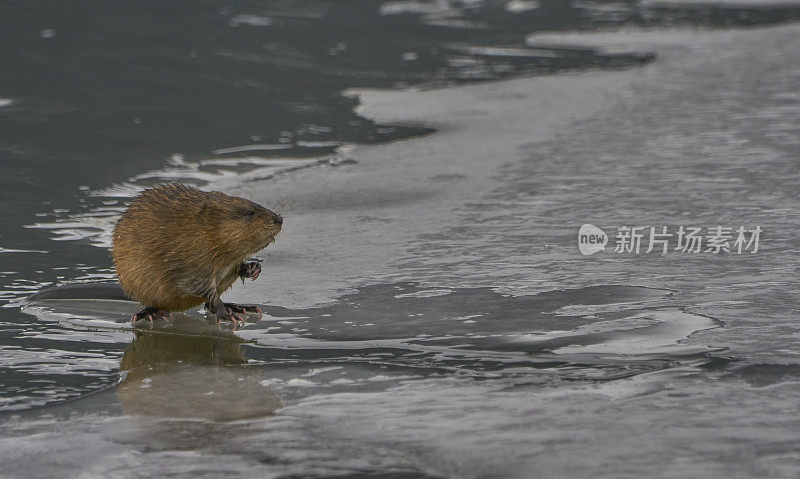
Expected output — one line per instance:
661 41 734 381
130 307 172 325
225 303 262 317
238 261 261 281
205 300 259 327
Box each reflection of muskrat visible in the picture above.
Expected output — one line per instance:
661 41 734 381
112 183 282 323
117 315 283 420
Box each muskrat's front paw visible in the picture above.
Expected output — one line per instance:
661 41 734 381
239 261 261 281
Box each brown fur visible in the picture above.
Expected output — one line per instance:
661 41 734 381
112 183 282 311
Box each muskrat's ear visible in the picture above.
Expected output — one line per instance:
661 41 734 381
198 203 223 223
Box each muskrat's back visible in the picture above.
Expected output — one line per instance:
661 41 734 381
112 184 282 312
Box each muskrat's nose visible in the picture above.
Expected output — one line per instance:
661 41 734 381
272 212 283 226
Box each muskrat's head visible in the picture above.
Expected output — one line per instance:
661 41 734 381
201 192 283 256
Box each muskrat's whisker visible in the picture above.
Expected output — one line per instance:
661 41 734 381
270 198 288 212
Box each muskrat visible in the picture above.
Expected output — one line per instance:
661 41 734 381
112 183 282 324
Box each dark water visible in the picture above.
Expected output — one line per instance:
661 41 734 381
2 1 800 477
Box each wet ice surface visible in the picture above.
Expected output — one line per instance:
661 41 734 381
6 282 724 478
3 20 800 479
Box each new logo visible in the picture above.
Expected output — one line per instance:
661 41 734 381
578 224 607 256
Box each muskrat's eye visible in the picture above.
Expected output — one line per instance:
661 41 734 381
246 210 255 217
